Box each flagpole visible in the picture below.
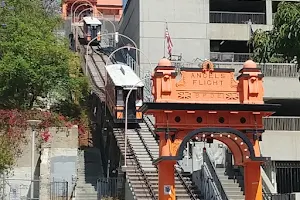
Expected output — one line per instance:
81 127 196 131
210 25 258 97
164 21 167 58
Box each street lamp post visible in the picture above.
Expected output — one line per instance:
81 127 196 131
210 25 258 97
123 75 151 168
113 34 139 72
97 11 116 33
77 7 93 21
70 0 93 23
85 32 139 75
27 119 41 200
73 3 91 23
85 32 121 74
104 45 153 168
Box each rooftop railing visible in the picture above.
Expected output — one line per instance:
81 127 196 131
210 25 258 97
210 11 266 24
263 116 300 131
210 52 252 63
172 61 297 78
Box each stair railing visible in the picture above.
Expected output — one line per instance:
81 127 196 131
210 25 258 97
203 150 229 200
113 129 150 199
201 163 222 200
139 117 198 200
69 149 81 200
126 133 157 200
68 177 77 200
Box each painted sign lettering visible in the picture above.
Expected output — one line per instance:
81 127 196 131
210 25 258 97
191 72 226 86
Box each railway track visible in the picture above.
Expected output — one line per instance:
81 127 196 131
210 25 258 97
77 31 201 199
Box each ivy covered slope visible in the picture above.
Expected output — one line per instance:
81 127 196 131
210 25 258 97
0 0 90 173
249 2 300 64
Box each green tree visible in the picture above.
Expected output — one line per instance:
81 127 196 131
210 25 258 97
249 2 300 65
0 0 89 110
0 0 90 172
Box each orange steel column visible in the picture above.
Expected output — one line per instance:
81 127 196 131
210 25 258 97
244 161 263 200
145 58 277 200
93 5 98 17
158 134 176 200
62 3 67 19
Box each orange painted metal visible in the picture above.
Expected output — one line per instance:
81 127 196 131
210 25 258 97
62 0 122 21
144 58 273 200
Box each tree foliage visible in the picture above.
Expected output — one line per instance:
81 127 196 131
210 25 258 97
0 0 89 110
0 0 90 173
249 2 300 64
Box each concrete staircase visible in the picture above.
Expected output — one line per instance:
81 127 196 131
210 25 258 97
76 148 104 200
215 168 244 200
135 123 202 199
113 128 155 199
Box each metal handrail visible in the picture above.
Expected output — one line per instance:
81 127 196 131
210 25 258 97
141 116 198 200
126 131 157 200
202 163 222 200
203 151 229 200
112 128 151 199
69 176 78 200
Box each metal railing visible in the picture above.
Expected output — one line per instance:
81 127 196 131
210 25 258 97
171 61 298 78
0 177 68 200
263 193 296 200
210 52 252 62
200 163 222 200
263 117 300 131
126 132 157 199
50 181 69 200
213 62 298 78
141 115 198 200
210 11 266 24
203 151 229 200
121 50 153 102
97 178 124 199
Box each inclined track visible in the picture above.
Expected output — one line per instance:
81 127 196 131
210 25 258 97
77 27 200 199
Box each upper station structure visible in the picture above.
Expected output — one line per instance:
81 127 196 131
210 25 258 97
62 0 123 21
140 58 280 200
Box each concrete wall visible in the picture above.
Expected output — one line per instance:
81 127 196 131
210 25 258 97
208 24 272 41
139 0 210 74
39 126 78 200
263 77 300 99
119 0 300 100
3 129 40 199
118 0 140 59
260 130 300 161
3 126 78 200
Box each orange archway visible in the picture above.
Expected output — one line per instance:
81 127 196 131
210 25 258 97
140 58 280 200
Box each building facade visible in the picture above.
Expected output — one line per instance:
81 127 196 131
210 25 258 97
119 0 300 99
119 0 300 194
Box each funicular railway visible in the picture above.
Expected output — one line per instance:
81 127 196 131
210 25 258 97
65 2 286 200
69 11 202 200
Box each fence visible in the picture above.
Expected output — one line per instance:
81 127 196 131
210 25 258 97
263 117 300 131
0 177 68 200
171 61 298 78
210 52 252 63
50 182 68 200
97 178 124 200
263 193 296 200
210 11 266 24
